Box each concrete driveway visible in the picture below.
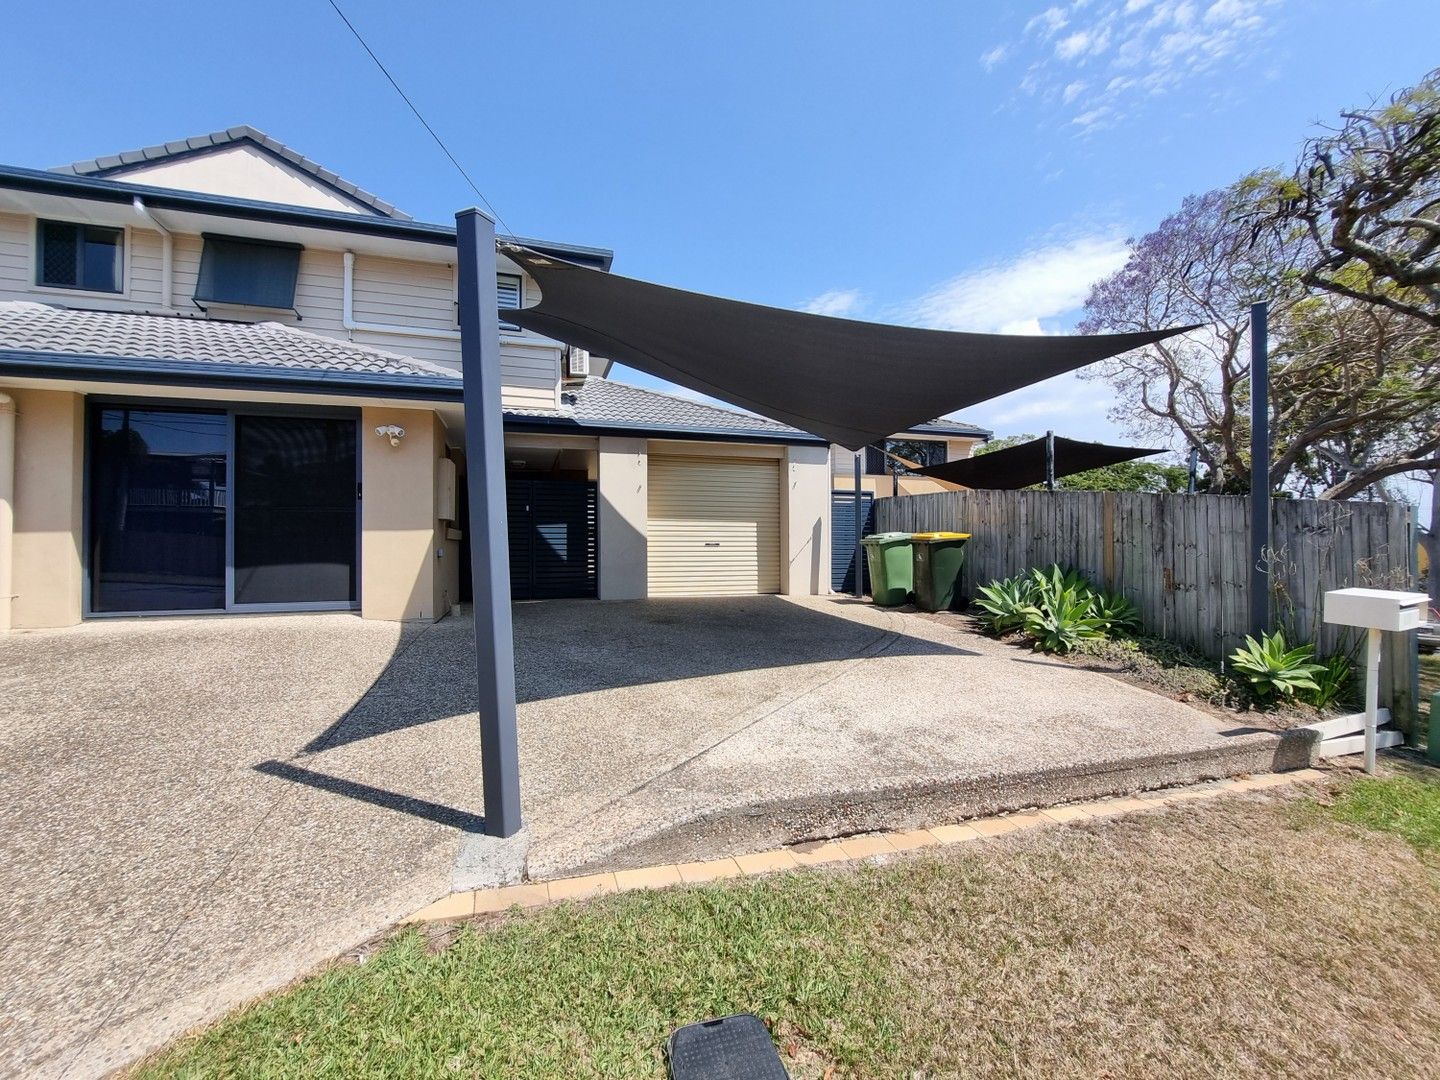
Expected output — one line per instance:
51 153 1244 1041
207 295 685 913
1 596 1285 1077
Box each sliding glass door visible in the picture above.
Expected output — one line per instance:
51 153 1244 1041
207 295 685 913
89 407 228 613
88 404 358 615
233 415 357 607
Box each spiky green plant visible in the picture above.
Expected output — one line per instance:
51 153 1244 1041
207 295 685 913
1228 631 1325 701
1299 652 1356 710
973 575 1037 635
1089 590 1142 637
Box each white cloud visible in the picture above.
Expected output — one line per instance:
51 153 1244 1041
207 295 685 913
994 0 1276 131
801 288 863 318
1072 104 1118 133
1055 27 1111 60
979 44 1009 72
991 392 1112 426
907 234 1130 336
1026 6 1069 37
968 374 1125 440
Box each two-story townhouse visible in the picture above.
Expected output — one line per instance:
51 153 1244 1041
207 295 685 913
0 126 983 631
0 126 847 629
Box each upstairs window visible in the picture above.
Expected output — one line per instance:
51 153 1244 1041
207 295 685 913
194 234 302 311
497 273 522 331
37 220 123 293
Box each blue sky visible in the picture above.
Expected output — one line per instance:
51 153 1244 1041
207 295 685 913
3 0 1437 453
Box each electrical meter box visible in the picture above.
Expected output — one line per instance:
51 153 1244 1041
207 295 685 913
1323 588 1429 632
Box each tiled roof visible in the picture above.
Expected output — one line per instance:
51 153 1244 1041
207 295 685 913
906 417 991 438
507 378 817 440
51 124 411 220
0 301 460 381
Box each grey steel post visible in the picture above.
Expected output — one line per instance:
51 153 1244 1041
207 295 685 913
1187 446 1200 494
1249 300 1270 638
455 207 523 838
853 450 864 598
1044 430 1056 492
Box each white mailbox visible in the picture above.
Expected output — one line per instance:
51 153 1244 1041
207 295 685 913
1323 588 1429 633
1322 586 1429 775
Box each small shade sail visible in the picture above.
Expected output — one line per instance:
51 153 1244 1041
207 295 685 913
914 435 1165 490
499 244 1196 451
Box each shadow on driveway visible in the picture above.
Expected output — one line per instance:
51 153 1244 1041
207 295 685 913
295 595 974 755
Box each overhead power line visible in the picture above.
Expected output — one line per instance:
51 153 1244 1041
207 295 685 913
324 0 514 235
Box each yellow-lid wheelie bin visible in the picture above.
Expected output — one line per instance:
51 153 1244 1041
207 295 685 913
910 532 971 612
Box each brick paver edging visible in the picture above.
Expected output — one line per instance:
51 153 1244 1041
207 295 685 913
405 770 1327 923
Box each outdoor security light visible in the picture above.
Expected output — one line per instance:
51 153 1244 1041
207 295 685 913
375 424 406 447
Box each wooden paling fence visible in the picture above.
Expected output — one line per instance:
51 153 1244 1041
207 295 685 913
876 490 1419 729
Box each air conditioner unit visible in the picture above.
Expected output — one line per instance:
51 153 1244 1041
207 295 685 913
564 345 590 378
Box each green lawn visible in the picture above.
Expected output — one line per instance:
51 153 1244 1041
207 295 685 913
136 771 1440 1079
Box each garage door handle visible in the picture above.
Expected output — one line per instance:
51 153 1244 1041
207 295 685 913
704 542 720 547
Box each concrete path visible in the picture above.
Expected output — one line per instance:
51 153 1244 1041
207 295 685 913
1 597 1281 1077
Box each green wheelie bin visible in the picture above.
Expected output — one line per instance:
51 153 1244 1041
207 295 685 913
910 532 971 612
861 532 914 606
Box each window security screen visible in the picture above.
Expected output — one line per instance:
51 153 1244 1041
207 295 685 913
38 220 123 293
194 234 302 310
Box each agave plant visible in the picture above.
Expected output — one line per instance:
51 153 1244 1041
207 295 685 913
1027 565 1095 604
973 575 1037 635
1228 631 1325 701
1089 590 1141 637
1023 581 1107 653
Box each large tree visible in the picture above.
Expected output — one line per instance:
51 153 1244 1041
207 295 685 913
1076 178 1309 493
1080 179 1440 500
1263 69 1440 329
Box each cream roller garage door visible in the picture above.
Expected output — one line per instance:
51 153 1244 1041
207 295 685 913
647 456 781 595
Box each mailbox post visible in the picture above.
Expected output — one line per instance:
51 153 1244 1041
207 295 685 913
1323 588 1428 774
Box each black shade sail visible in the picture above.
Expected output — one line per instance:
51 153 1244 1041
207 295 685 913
915 435 1165 490
499 244 1196 450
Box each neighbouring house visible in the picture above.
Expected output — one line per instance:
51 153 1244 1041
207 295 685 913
831 422 991 500
0 125 982 629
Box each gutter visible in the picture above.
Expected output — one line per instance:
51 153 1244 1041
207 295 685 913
0 165 615 269
502 413 824 446
0 351 823 444
0 350 464 402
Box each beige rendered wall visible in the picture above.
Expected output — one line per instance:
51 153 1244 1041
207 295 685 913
10 389 84 628
597 436 648 600
782 444 831 596
361 406 448 622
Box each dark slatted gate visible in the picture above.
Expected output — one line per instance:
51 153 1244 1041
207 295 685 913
830 489 875 593
507 478 598 600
